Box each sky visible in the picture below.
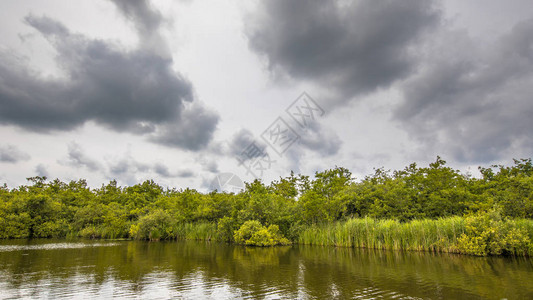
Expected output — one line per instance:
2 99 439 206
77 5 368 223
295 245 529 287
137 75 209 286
0 0 532 191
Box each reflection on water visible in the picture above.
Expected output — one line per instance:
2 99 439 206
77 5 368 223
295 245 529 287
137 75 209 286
0 242 119 252
0 239 532 299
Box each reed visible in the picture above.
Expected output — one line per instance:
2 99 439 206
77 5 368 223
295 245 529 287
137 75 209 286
299 216 533 256
175 222 217 241
299 217 467 253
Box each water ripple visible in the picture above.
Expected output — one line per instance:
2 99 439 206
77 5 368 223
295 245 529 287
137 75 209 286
0 242 119 252
1 241 533 299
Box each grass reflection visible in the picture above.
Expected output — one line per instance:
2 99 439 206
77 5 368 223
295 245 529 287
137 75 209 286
0 240 532 299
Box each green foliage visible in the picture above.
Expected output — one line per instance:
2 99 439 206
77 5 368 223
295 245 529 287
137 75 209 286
234 220 263 244
234 220 290 246
457 210 532 256
298 212 533 256
0 213 31 238
180 222 217 240
130 209 174 241
2 157 533 256
299 216 466 252
216 216 237 242
34 220 69 238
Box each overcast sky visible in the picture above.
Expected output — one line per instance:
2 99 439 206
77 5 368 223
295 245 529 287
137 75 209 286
1 0 532 190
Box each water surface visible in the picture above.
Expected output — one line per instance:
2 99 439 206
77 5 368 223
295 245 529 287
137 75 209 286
1 239 532 299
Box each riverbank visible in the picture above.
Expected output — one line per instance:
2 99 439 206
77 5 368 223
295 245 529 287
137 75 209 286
299 215 533 256
70 213 533 257
1 214 533 256
2 158 533 256
163 214 533 256
2 239 533 299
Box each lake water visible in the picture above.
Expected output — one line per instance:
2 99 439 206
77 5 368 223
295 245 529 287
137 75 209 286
1 239 532 299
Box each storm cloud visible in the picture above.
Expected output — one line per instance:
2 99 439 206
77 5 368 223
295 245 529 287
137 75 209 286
108 154 149 176
0 0 218 151
153 162 196 178
226 128 268 160
34 164 49 177
244 0 440 104
108 0 169 57
0 145 30 163
61 142 101 171
150 103 219 151
245 0 533 163
297 122 342 156
1 0 532 188
396 20 533 162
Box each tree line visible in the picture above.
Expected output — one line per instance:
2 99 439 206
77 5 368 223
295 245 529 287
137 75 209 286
1 157 532 249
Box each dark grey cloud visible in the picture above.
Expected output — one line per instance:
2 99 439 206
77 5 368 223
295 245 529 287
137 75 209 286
153 162 195 178
205 161 218 173
107 155 148 185
150 103 219 151
0 7 218 151
395 20 533 162
2 14 189 131
228 129 255 156
226 128 268 160
106 156 195 181
277 121 341 174
194 155 219 174
61 142 101 171
245 0 532 163
297 122 342 156
107 156 149 185
226 120 341 171
0 145 30 163
244 0 440 104
177 169 195 178
109 0 162 34
35 164 49 177
153 163 171 177
61 142 198 180
200 159 219 173
108 0 169 56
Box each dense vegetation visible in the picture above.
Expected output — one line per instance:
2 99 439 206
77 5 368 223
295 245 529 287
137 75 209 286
1 157 533 256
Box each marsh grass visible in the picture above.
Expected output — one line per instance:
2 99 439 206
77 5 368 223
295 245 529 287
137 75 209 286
300 216 533 256
300 217 469 253
175 223 217 241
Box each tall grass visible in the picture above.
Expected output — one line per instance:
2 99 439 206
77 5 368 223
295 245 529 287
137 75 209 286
299 217 467 253
174 222 217 241
299 216 533 256
127 216 533 257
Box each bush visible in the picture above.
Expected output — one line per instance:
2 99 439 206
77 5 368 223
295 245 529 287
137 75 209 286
79 225 101 239
234 220 263 244
34 220 69 238
0 213 31 239
130 210 175 241
457 210 532 256
216 216 237 242
501 226 531 256
234 220 290 246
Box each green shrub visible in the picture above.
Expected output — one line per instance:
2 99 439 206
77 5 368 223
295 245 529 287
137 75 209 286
0 213 31 239
287 222 306 241
130 209 175 241
79 225 101 239
217 216 237 242
457 210 533 256
234 220 290 246
501 226 530 256
234 220 263 244
34 220 69 238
